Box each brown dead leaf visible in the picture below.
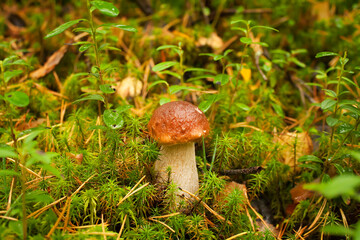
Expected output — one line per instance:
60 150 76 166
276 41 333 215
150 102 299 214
290 183 314 204
65 152 83 164
16 118 46 131
216 181 248 207
30 45 68 79
310 0 335 21
274 131 313 168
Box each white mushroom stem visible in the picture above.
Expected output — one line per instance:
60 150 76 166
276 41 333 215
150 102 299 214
154 142 199 196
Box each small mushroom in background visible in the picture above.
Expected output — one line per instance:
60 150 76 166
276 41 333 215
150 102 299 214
148 101 210 198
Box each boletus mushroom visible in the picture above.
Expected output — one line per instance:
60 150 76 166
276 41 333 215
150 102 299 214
148 101 210 197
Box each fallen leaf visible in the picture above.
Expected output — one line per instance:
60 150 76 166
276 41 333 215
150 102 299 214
274 131 313 168
30 45 68 79
290 183 314 204
216 181 248 206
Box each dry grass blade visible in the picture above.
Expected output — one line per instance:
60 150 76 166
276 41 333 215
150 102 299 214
307 198 327 230
179 188 232 225
149 218 175 233
117 175 146 205
6 158 41 178
72 232 118 237
6 177 15 211
28 196 67 219
116 214 127 240
0 215 18 221
101 213 107 240
226 232 248 240
246 199 278 239
46 197 72 238
28 173 96 219
149 212 180 219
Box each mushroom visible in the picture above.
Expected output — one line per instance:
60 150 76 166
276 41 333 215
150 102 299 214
148 101 210 197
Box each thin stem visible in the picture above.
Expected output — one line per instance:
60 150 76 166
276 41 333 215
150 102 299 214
87 0 109 110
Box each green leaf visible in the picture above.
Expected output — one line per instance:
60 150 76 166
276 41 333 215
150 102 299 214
156 45 178 51
298 163 321 171
251 25 279 32
230 19 248 25
214 74 230 85
152 61 178 72
323 89 337 98
99 23 137 32
198 94 222 113
4 70 23 83
161 70 181 80
289 57 305 68
298 155 323 164
159 97 171 105
326 116 339 127
236 103 250 111
341 105 360 116
73 94 104 104
322 225 354 236
271 103 284 117
79 43 93 52
187 74 215 82
5 91 29 107
240 37 252 44
315 52 339 58
305 174 360 199
0 170 20 177
91 1 119 17
337 123 353 134
44 19 86 39
0 147 17 158
88 125 107 131
103 109 124 129
40 164 61 178
320 98 337 111
185 68 216 74
147 80 169 90
231 27 247 34
169 85 198 94
99 84 115 94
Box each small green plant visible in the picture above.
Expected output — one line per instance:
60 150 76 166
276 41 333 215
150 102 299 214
44 0 137 129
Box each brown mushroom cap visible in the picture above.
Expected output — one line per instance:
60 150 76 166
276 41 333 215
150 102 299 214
148 101 210 145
